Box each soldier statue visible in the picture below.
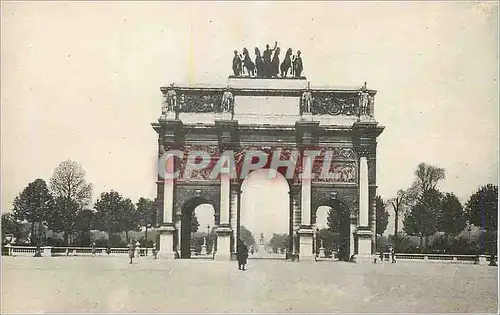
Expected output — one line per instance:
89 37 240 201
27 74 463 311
358 82 370 116
221 89 234 113
301 83 313 114
162 86 177 115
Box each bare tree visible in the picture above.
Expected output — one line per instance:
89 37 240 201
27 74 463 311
48 160 93 244
412 162 445 196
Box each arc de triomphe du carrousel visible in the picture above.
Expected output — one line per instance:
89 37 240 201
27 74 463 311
151 45 384 263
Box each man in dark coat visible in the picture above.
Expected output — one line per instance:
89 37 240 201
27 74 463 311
237 239 249 271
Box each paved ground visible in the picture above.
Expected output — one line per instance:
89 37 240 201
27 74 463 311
2 256 498 313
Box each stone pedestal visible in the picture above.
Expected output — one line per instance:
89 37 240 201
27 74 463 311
42 246 53 258
477 255 488 266
319 247 325 258
158 225 177 259
354 228 373 263
215 226 232 261
298 228 314 261
201 244 207 255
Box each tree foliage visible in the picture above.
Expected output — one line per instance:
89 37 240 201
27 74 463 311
438 193 466 237
389 189 413 236
465 184 498 232
326 202 350 234
375 195 390 236
411 163 446 196
403 189 443 247
268 233 288 252
12 178 53 244
94 191 135 239
136 197 156 228
47 160 92 244
239 225 256 248
49 160 92 208
2 213 23 243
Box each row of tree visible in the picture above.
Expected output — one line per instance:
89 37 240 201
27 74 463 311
2 160 156 246
383 163 497 254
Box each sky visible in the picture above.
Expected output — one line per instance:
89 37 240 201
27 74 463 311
1 1 498 237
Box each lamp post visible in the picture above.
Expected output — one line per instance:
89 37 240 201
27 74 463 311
315 227 319 255
207 225 210 253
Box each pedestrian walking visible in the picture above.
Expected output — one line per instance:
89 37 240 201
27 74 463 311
237 239 249 271
128 240 135 264
391 246 396 263
91 242 96 257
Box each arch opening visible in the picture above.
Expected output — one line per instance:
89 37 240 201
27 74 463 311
240 168 291 259
180 197 215 258
314 200 351 261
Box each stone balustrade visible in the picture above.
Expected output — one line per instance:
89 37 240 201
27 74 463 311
3 245 156 258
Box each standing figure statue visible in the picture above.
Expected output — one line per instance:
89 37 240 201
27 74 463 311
221 89 234 113
301 90 313 114
270 47 280 77
262 41 278 78
163 87 177 115
358 83 370 116
292 50 303 77
280 48 293 77
241 48 255 76
254 47 264 77
232 50 242 76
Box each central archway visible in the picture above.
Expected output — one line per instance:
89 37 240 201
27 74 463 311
314 200 351 261
180 197 215 259
240 169 291 259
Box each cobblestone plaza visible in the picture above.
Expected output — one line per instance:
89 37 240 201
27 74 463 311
2 257 497 313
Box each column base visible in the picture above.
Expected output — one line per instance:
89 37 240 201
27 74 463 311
355 226 373 263
158 224 177 259
215 226 232 261
298 228 314 261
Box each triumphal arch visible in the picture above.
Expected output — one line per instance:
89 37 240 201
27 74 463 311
152 46 384 262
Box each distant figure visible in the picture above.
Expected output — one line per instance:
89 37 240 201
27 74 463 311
91 242 96 257
232 50 242 76
379 250 384 262
128 240 135 264
391 247 396 263
237 240 249 271
152 242 158 259
292 50 303 77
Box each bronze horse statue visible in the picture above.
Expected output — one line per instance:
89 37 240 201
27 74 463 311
241 48 255 76
254 47 264 77
270 47 280 77
280 48 293 77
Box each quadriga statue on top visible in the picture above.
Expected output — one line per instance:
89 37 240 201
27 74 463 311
231 42 304 78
